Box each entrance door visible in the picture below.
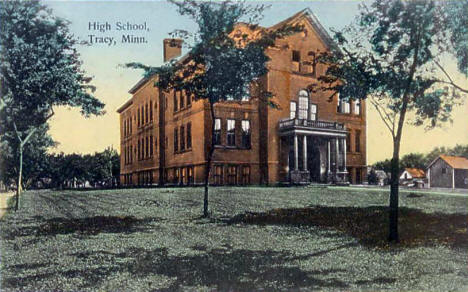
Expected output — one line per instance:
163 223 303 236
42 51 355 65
307 138 321 182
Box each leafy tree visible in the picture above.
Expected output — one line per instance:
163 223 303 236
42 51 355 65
315 0 468 241
0 1 105 209
126 0 301 217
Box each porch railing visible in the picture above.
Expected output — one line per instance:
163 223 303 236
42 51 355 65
279 118 345 131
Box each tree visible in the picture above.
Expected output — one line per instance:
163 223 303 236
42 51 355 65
0 1 105 210
126 0 301 217
315 0 468 242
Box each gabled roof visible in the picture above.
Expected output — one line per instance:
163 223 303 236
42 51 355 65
403 168 426 178
268 8 336 50
438 155 468 170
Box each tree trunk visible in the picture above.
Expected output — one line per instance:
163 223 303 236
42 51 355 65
388 139 400 242
15 144 23 211
203 101 216 218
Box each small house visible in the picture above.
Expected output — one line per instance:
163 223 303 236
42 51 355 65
427 155 468 189
399 168 426 187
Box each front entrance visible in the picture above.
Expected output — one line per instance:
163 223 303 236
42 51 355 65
307 138 321 182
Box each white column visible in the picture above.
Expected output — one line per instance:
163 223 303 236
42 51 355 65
335 138 340 172
343 138 347 171
427 168 431 188
327 140 331 173
294 135 299 171
303 136 308 171
452 168 455 189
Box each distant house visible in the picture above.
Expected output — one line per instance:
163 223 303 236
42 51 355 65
400 168 426 187
427 155 468 189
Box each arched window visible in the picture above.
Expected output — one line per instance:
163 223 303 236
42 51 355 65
298 90 309 119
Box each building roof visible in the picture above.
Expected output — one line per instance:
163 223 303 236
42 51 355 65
119 9 337 113
437 155 468 170
116 99 133 114
404 168 426 178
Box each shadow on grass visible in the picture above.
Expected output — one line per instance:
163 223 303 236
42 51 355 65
4 246 352 291
226 206 468 249
4 216 162 238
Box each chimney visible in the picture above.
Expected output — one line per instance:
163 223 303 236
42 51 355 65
163 38 183 62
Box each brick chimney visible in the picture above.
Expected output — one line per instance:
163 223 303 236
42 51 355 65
163 38 183 62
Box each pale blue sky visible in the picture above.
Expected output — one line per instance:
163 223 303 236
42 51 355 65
44 1 468 163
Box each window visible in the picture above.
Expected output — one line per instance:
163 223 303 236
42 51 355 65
310 104 317 121
187 123 192 149
150 100 153 121
174 128 179 152
137 140 141 160
227 165 238 185
442 167 447 174
123 120 127 137
292 50 300 62
214 118 221 145
227 119 236 146
130 119 132 134
174 168 180 184
145 136 149 158
354 99 361 115
241 84 250 101
187 166 194 185
150 135 153 156
214 165 223 185
338 98 351 114
241 120 251 148
181 167 187 185
241 166 250 185
346 131 351 152
180 125 185 151
179 90 185 109
355 130 361 153
298 90 309 119
290 101 297 119
145 103 148 124
137 108 140 127
186 91 192 106
130 145 133 163
141 106 145 125
173 91 178 112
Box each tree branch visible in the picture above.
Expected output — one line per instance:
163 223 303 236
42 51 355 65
434 60 468 93
370 97 396 138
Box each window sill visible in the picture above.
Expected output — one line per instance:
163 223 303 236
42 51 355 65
214 145 251 150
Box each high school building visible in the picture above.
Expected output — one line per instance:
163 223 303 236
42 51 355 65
117 9 367 186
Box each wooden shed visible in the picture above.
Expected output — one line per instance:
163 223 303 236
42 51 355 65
427 155 468 189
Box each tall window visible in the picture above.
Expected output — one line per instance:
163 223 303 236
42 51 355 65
141 106 145 125
298 90 309 119
346 131 351 152
137 140 141 160
214 165 223 185
290 101 297 119
187 123 192 149
137 108 140 127
241 166 251 185
173 91 178 112
145 136 149 158
355 130 361 153
179 90 184 109
150 100 153 121
354 99 361 115
227 119 236 146
130 145 133 163
187 166 194 185
145 103 148 124
174 128 179 152
129 119 132 134
180 125 185 151
186 91 192 106
214 118 221 145
241 84 250 101
310 104 317 121
338 98 351 114
227 165 238 185
241 120 251 148
150 135 153 156
292 50 300 62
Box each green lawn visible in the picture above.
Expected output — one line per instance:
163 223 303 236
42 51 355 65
1 187 467 291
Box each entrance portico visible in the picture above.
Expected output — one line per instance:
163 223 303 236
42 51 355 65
279 118 348 185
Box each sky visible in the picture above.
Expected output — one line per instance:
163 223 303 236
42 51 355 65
44 0 468 164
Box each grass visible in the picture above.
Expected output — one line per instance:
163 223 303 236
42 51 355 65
0 187 467 291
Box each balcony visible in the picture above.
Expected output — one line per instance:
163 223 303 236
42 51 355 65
278 118 346 137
